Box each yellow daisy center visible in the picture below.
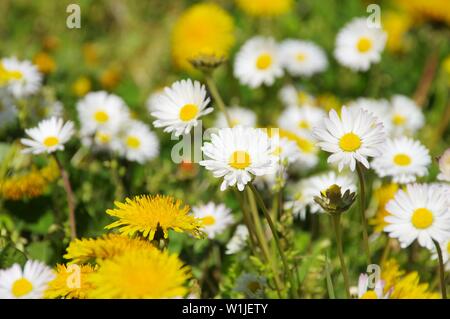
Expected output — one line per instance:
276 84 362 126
339 133 362 152
43 136 59 147
12 278 33 297
256 53 272 70
96 132 111 144
298 120 310 129
202 215 216 226
361 290 378 299
393 153 411 166
357 37 373 53
230 119 239 127
296 53 307 61
247 281 261 293
94 110 109 123
179 103 199 121
126 136 141 149
297 92 308 105
411 208 433 229
392 114 406 126
229 150 251 169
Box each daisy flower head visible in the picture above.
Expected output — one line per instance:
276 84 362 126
0 260 54 299
389 95 424 136
76 91 130 136
105 194 204 240
313 106 386 171
21 117 74 154
334 17 387 71
235 273 267 298
145 88 164 113
115 120 159 164
372 137 431 184
278 129 319 170
384 183 450 249
278 84 315 107
0 57 42 98
226 225 249 255
200 126 276 191
270 134 301 166
278 105 325 137
192 202 234 239
214 106 256 128
347 97 390 126
280 39 328 77
151 79 212 137
234 36 283 88
357 273 390 299
437 148 450 182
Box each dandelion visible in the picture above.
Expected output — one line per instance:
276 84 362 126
214 106 256 128
279 40 328 77
0 57 42 97
235 0 292 17
71 76 91 97
192 202 234 239
0 260 54 299
234 36 283 88
226 225 249 255
105 195 204 240
33 52 56 74
44 264 96 299
235 273 266 298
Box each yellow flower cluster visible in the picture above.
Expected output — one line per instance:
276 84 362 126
45 264 96 299
235 0 293 17
397 0 450 26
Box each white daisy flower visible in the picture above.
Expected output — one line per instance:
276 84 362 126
357 273 390 299
116 120 159 164
76 91 130 135
0 57 42 98
285 171 356 219
192 202 234 239
278 105 325 136
437 148 450 182
0 94 17 129
145 88 164 113
384 183 450 249
278 85 315 107
214 106 256 128
21 117 74 154
0 260 54 299
280 39 328 77
288 131 320 170
234 36 283 88
234 273 266 298
270 134 302 165
313 106 386 171
347 97 389 126
372 137 431 184
389 95 424 136
334 17 387 71
151 79 212 137
200 126 276 191
226 225 249 255
431 239 450 271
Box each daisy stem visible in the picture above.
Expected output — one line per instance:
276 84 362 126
433 239 447 299
204 74 233 127
53 153 77 239
331 214 351 299
356 162 371 265
249 183 299 298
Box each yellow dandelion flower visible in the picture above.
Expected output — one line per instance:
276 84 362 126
87 248 190 298
64 234 156 264
72 76 91 97
370 183 399 232
105 195 204 240
171 3 235 71
235 0 293 17
397 0 450 26
33 52 56 74
381 259 440 299
44 264 96 299
382 11 411 53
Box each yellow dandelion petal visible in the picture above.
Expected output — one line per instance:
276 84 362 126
33 52 56 74
369 183 399 233
105 195 204 240
235 0 293 17
44 264 96 299
87 248 190 299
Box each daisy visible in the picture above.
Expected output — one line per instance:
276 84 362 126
334 17 387 71
357 273 390 299
21 117 75 154
384 183 450 249
313 106 386 171
347 97 389 126
437 148 450 182
279 39 328 77
192 202 234 239
115 120 159 164
278 105 325 136
214 106 256 128
76 91 130 135
279 129 319 170
235 273 267 298
0 94 17 129
0 57 42 98
389 95 424 136
226 225 249 255
234 36 283 88
278 84 315 107
270 134 301 165
0 260 54 299
151 79 212 137
145 88 164 113
372 137 431 184
199 126 276 191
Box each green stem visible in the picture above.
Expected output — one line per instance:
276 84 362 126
204 74 232 127
356 162 371 264
433 239 447 299
331 214 351 298
248 183 299 298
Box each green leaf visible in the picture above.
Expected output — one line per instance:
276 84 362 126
26 240 53 263
0 244 27 268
